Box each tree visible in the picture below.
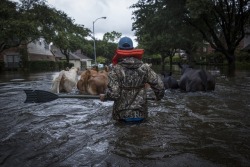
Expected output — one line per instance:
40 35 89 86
30 3 90 63
185 0 250 74
95 39 117 63
97 56 107 64
92 31 122 63
1 0 90 65
0 0 45 53
131 0 202 72
103 31 122 42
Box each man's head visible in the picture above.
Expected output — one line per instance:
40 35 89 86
118 37 133 50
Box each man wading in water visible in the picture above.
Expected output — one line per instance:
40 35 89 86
100 36 164 123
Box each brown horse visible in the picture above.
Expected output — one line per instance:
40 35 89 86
77 66 109 95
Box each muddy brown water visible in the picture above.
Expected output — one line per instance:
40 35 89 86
0 69 249 167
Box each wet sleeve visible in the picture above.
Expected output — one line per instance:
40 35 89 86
147 68 165 100
105 70 121 99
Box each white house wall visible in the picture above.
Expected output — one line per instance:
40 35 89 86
83 60 92 68
69 60 81 69
27 38 53 56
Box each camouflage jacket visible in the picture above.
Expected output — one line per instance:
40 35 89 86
105 57 164 121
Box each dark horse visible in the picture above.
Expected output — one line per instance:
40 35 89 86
161 72 179 89
178 64 215 92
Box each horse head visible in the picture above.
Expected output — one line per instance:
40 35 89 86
69 67 79 73
161 71 179 89
178 63 193 75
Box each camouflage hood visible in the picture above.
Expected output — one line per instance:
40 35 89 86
118 57 143 69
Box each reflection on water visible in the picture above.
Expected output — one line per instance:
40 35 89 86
0 70 249 167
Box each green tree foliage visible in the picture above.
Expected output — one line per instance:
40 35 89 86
95 39 117 64
1 0 90 64
92 31 122 64
0 0 43 52
185 0 250 73
81 40 94 59
23 0 90 63
131 0 203 72
131 0 250 74
103 31 122 42
97 56 107 64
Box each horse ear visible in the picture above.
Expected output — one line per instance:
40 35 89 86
104 65 109 72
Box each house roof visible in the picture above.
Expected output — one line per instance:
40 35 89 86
68 52 80 60
51 46 92 60
27 39 53 56
28 53 55 61
73 50 92 60
242 44 250 51
50 46 65 58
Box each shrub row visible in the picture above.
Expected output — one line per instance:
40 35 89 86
0 61 5 72
236 51 250 62
0 61 74 72
26 61 74 71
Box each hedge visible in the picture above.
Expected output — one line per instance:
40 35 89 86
26 61 73 71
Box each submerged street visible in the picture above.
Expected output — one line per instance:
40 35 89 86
0 70 249 167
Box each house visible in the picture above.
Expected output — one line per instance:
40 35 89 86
0 38 54 70
0 47 21 70
202 28 250 54
51 46 92 70
27 38 54 61
240 30 250 52
0 37 93 71
73 50 92 69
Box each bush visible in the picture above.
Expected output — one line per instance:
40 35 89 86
0 61 5 72
25 61 72 71
172 55 181 63
27 61 54 71
236 51 250 62
195 52 224 65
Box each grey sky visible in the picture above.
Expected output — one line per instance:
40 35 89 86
47 0 138 45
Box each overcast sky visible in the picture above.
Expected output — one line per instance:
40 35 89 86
47 0 138 46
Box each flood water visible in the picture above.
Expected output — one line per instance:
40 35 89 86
0 68 249 167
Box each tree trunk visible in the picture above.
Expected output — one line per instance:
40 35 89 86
225 52 236 77
62 50 70 67
169 55 173 73
227 58 236 77
161 56 166 73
